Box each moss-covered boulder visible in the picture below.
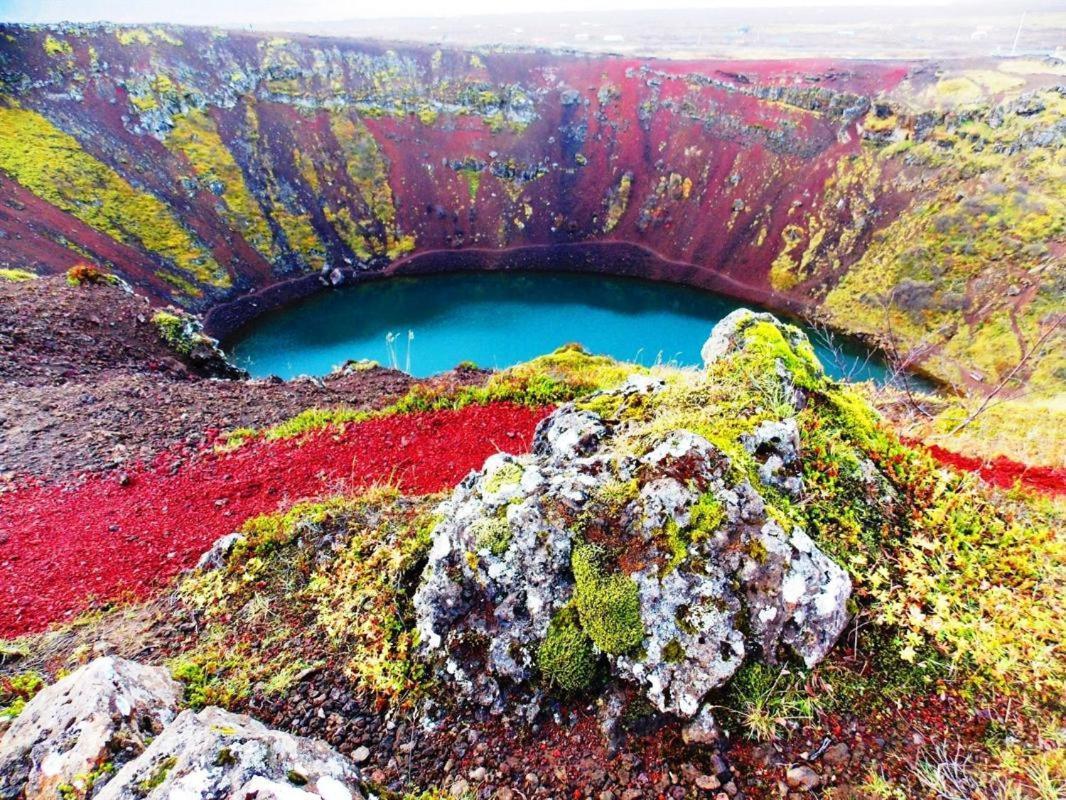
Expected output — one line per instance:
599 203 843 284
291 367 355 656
413 314 853 723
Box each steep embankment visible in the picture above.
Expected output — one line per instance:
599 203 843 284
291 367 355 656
0 23 908 310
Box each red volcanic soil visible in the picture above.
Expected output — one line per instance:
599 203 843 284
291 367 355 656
912 441 1066 496
0 403 550 638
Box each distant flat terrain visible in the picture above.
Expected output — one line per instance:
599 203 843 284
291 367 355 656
253 2 1066 60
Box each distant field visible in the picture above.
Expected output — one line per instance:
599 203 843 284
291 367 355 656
255 3 1066 60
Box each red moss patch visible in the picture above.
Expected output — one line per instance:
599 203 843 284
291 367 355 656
0 403 550 638
914 441 1066 496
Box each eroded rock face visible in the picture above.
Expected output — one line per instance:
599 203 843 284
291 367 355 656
413 320 852 723
95 706 364 800
0 656 181 800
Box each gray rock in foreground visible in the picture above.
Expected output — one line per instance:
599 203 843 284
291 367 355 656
0 656 363 800
0 656 181 800
95 706 364 800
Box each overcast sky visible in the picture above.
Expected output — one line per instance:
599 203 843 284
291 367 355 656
1 0 967 25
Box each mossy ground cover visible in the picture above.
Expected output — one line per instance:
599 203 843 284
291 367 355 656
823 87 1066 464
173 490 439 708
0 103 228 293
222 344 644 446
2 328 1061 796
165 109 278 261
192 336 1061 745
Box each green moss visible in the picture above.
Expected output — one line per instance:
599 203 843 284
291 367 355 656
217 427 257 451
328 112 414 260
662 638 685 663
662 493 726 572
0 105 226 292
166 109 277 261
247 346 652 445
484 462 523 494
472 516 512 557
740 321 823 390
43 34 72 57
263 407 369 440
0 267 37 282
571 543 644 655
151 308 215 358
137 756 177 792
537 603 598 692
825 87 1066 407
0 671 45 719
176 490 435 706
689 493 726 540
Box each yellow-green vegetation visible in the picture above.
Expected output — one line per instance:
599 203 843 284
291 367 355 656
0 267 37 282
230 344 647 444
538 603 598 692
243 102 326 271
824 88 1065 461
43 34 73 57
136 756 176 793
0 671 45 719
0 104 227 292
723 662 822 741
152 308 213 357
204 331 1061 724
114 28 154 46
872 482 1064 706
558 319 1064 715
602 171 633 234
329 113 415 260
472 515 512 556
769 148 882 293
663 491 725 571
165 109 277 260
571 543 644 655
174 491 437 707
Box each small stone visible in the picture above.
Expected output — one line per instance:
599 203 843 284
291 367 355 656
822 742 850 767
696 774 721 790
469 766 487 781
352 745 371 763
450 779 470 797
785 765 822 791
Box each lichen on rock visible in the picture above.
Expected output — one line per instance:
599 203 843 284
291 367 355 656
95 706 364 800
0 657 181 800
413 313 853 727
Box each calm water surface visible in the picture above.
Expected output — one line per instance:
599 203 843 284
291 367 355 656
228 272 892 383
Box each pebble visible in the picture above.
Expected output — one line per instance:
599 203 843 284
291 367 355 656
352 745 370 763
696 774 720 791
785 765 822 791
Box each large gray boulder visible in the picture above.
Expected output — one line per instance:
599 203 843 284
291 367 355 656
0 657 181 800
95 706 364 800
413 374 851 722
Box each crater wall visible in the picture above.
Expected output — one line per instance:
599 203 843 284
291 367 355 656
0 23 908 311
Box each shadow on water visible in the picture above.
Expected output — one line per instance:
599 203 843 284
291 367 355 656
227 271 912 386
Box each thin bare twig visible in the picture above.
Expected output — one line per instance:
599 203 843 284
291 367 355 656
947 319 1062 435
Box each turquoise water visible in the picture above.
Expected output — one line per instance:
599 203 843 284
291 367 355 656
228 271 893 383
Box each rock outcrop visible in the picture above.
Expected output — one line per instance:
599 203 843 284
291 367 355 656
0 657 181 799
96 707 364 800
414 314 852 728
0 657 364 800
